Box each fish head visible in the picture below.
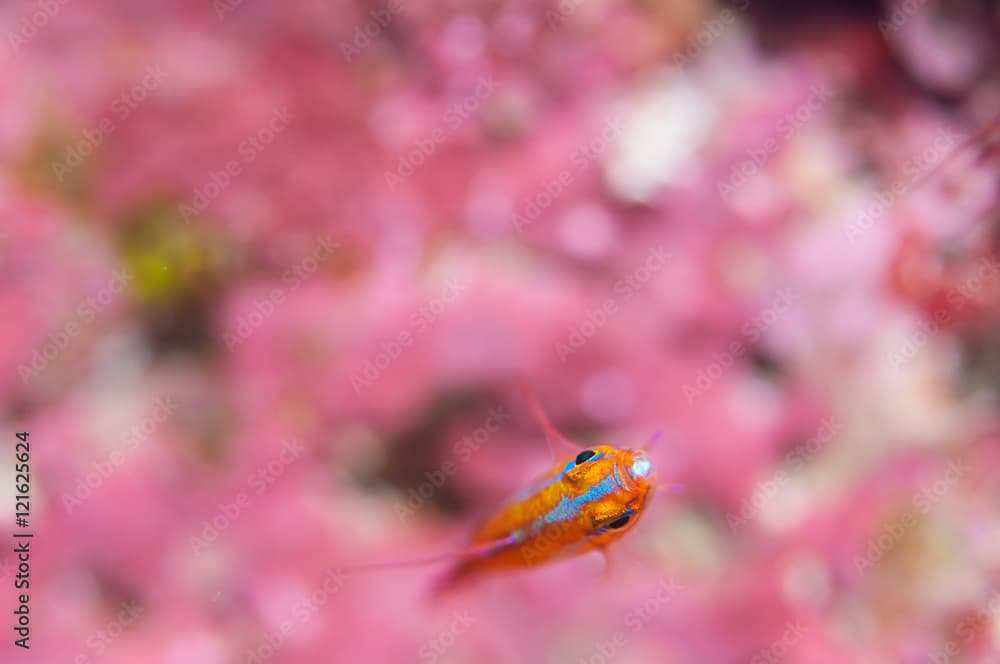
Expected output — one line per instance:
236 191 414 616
559 445 657 539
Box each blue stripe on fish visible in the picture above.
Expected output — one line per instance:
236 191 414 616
538 473 620 528
513 452 607 503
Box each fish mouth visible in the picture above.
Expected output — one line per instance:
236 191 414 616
615 451 655 490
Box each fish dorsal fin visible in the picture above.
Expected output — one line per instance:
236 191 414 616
517 375 582 462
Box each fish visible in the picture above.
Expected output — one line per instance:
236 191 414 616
434 391 658 592
350 381 673 595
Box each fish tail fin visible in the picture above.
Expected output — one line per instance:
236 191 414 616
428 533 523 600
341 534 520 575
428 560 476 600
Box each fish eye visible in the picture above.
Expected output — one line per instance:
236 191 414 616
575 450 596 465
608 515 630 529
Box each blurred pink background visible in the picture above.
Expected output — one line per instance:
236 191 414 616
2 0 1000 662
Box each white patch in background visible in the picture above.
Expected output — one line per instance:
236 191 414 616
604 72 718 204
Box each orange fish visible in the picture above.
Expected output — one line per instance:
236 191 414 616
436 390 659 592
354 383 673 594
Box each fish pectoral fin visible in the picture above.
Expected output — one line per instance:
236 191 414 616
599 547 615 581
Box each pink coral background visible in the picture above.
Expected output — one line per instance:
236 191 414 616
2 1 999 663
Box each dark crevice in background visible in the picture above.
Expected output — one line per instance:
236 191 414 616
353 388 499 517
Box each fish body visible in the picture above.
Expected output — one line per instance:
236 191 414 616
440 443 656 589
